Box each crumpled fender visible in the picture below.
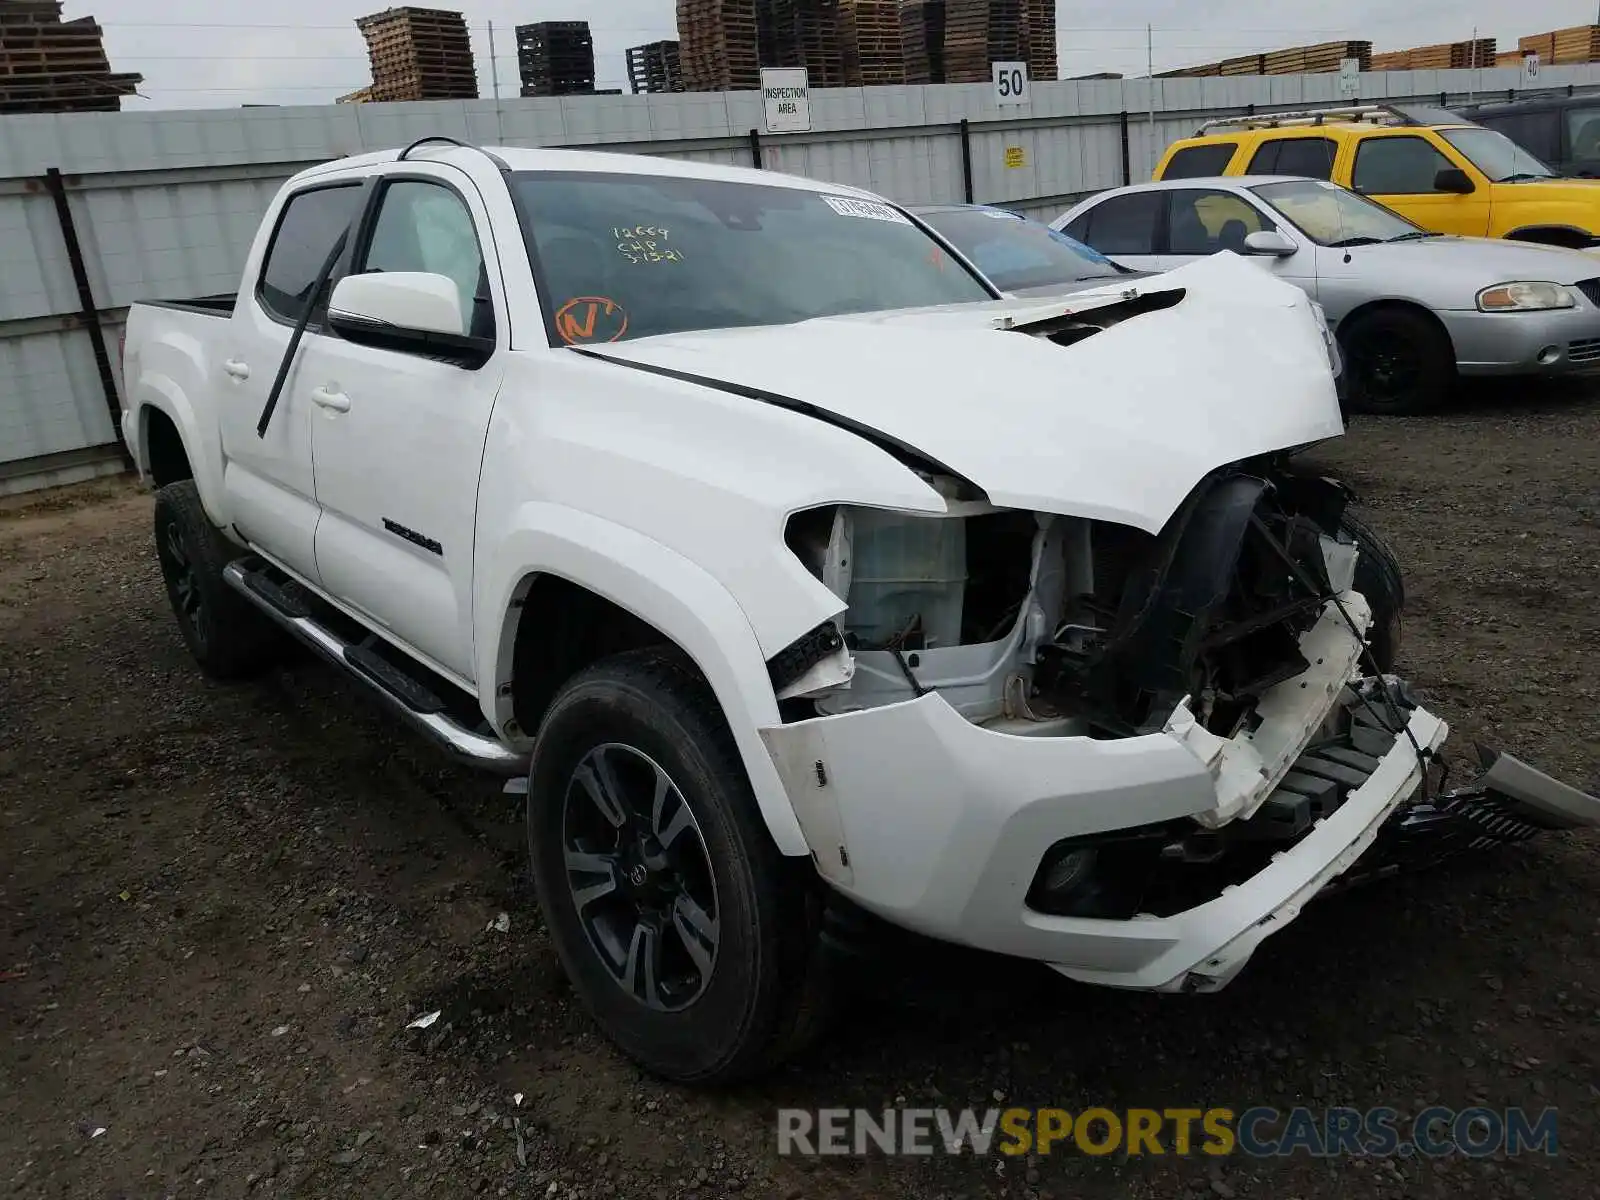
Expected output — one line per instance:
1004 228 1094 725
475 501 811 856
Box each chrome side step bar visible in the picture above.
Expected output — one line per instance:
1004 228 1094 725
222 561 529 777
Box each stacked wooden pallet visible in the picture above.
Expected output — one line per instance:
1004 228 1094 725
0 0 141 114
1024 0 1055 81
1363 38 1495 71
626 40 683 93
336 86 375 103
516 20 595 97
1518 32 1557 61
944 0 1021 84
767 0 847 87
1298 40 1371 72
1495 49 1528 67
356 7 477 101
839 1 905 85
1162 40 1370 80
676 0 759 90
900 1 934 84
1549 25 1600 64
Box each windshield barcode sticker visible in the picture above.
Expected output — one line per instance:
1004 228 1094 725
821 195 911 224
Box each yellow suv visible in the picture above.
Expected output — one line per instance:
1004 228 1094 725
1154 103 1600 248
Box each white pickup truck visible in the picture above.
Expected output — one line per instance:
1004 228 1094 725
121 138 1600 1084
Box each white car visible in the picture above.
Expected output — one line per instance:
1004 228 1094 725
118 139 1600 1083
1054 175 1600 414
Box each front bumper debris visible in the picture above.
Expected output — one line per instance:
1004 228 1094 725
1332 740 1600 895
763 669 1600 995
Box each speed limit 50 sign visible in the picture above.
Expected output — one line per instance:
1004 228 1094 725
993 61 1030 106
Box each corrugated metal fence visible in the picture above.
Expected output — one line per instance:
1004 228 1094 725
4 64 1599 493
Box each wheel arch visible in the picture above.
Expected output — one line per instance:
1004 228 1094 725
1335 297 1457 358
1503 224 1596 248
141 406 193 488
477 504 811 857
132 379 228 527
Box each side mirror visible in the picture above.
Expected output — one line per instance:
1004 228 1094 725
327 271 494 368
1434 166 1475 194
1242 229 1297 257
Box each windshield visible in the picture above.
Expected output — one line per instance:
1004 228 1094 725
1438 127 1556 181
509 172 995 344
916 207 1125 290
1251 179 1424 245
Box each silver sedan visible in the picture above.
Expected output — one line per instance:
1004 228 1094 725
1053 175 1600 413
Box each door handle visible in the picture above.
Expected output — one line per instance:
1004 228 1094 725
223 359 250 381
310 386 351 413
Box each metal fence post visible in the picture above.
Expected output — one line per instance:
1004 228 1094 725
42 167 131 468
959 118 975 202
748 128 763 169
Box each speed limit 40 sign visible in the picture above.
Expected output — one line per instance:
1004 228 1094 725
993 61 1030 106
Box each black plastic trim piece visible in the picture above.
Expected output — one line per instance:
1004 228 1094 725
767 621 845 693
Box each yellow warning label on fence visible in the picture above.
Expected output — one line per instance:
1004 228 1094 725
1003 146 1027 169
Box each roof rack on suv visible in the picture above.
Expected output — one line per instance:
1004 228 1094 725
1194 103 1420 136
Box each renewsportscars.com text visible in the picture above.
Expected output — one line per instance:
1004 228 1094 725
776 1106 1559 1159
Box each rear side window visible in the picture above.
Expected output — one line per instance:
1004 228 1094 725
1351 136 1457 194
258 184 365 324
1248 137 1338 180
1076 192 1163 255
1564 106 1600 161
1162 143 1238 179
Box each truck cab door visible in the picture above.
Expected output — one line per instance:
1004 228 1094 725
1349 133 1491 237
220 181 368 581
299 167 507 686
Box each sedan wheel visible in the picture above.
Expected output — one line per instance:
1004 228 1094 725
1340 307 1455 416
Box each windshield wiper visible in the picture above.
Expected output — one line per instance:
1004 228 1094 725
1386 231 1440 243
1326 235 1384 248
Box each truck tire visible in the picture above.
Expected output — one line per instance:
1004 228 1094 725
1341 509 1403 674
526 648 829 1083
1338 307 1455 416
152 480 279 680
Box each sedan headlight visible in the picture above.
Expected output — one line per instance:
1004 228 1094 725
1476 282 1577 312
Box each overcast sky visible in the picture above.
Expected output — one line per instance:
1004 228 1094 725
81 0 1600 109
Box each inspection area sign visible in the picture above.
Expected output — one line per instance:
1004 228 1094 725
762 67 811 133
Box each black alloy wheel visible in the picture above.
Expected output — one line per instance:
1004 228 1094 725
561 741 720 1013
156 515 207 651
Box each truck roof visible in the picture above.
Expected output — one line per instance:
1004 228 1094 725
294 141 882 201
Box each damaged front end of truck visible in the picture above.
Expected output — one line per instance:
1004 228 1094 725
763 448 1599 990
732 263 1600 989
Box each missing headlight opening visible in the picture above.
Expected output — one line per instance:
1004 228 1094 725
780 463 1360 739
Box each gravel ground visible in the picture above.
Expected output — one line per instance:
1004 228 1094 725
4 383 1600 1200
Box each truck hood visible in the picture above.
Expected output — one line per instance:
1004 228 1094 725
583 253 1342 532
